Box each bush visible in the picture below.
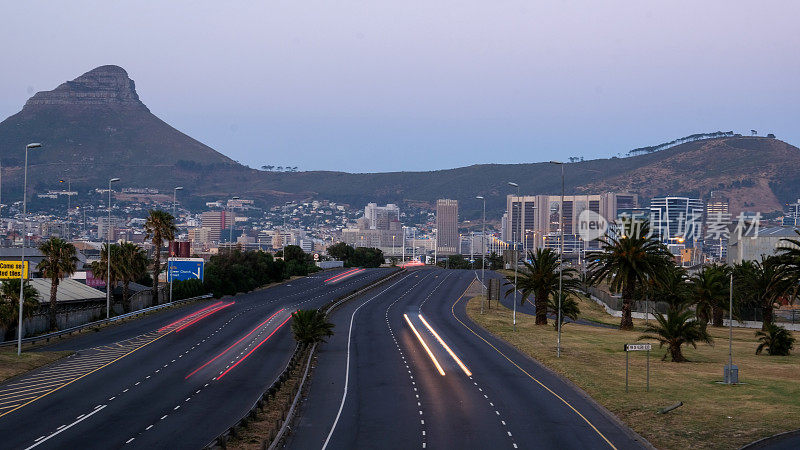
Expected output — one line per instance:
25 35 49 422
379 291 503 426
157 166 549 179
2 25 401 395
755 324 795 356
171 279 207 300
204 249 286 298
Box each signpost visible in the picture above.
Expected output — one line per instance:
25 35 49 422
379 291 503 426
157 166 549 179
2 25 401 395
0 261 28 280
624 343 652 392
167 257 205 282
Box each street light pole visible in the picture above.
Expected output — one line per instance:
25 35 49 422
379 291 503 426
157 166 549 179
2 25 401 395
508 182 519 331
551 161 565 357
402 226 406 265
728 269 734 383
17 143 41 355
229 196 240 247
170 187 183 304
107 177 120 319
476 196 486 313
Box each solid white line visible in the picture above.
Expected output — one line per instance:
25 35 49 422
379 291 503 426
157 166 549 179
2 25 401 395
24 405 106 449
321 273 412 450
146 425 154 430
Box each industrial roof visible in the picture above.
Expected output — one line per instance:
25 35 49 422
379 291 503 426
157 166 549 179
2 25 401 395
28 278 106 303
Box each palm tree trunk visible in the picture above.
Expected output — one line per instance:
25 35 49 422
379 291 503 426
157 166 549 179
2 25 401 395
534 289 548 325
669 343 686 362
153 235 161 305
49 278 59 330
712 304 724 327
761 302 773 330
620 274 635 330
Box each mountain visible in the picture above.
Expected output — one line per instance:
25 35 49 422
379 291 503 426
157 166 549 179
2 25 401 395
1 65 799 217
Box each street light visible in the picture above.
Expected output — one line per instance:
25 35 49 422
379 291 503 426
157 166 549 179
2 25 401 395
169 187 183 304
550 160 565 357
59 179 71 240
229 196 240 246
476 196 486 314
17 143 41 355
508 182 520 331
107 177 120 319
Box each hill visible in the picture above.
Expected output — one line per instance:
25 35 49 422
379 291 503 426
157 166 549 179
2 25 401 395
1 65 799 217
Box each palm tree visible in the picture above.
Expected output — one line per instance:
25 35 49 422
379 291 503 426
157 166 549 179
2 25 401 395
291 309 335 345
144 210 176 305
547 291 581 329
504 248 581 325
117 242 149 312
690 264 729 327
0 280 39 341
639 308 713 362
37 237 78 330
755 324 795 356
91 244 122 309
587 219 673 330
734 256 793 330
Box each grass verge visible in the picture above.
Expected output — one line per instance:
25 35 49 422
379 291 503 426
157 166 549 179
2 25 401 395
0 350 73 383
466 294 800 450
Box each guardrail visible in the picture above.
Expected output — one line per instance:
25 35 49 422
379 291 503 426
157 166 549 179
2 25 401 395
204 268 406 449
0 293 213 348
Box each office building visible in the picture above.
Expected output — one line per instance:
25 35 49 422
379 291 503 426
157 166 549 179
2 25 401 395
505 192 637 254
363 203 401 230
200 211 235 242
705 192 730 260
649 196 704 246
436 199 459 254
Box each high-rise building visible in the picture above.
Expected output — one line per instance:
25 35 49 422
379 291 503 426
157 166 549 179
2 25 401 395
649 196 704 246
436 199 459 254
505 192 637 254
363 203 401 230
706 192 730 260
200 211 235 242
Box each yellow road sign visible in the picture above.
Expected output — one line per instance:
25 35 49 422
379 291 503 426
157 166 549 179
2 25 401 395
0 261 30 280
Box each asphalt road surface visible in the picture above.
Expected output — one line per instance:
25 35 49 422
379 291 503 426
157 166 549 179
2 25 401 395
0 268 392 449
289 267 648 449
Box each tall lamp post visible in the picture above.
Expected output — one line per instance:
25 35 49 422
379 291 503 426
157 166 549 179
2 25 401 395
59 179 71 240
169 186 183 303
476 196 486 313
508 182 520 331
17 143 41 355
106 178 120 319
550 161 565 357
228 196 240 247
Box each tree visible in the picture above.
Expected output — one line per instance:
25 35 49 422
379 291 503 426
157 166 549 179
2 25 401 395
37 237 78 330
327 242 355 262
91 244 122 309
506 248 581 325
755 324 795 356
548 291 581 329
282 245 309 264
638 308 713 362
488 252 504 270
690 264 729 326
291 309 335 345
0 280 39 341
350 247 384 268
144 210 176 305
587 219 673 330
117 242 149 312
734 256 792 330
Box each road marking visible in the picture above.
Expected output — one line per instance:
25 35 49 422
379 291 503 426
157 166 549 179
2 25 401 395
125 438 134 444
23 405 106 449
451 285 618 450
146 425 153 430
160 415 168 420
322 273 413 450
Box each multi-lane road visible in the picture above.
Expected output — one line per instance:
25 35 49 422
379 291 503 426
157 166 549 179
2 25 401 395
289 267 649 449
0 268 391 449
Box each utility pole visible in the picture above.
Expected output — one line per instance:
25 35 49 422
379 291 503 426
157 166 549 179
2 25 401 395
476 196 486 314
508 182 520 331
551 160 565 357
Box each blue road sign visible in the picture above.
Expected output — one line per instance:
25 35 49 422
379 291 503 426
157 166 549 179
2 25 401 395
168 258 205 282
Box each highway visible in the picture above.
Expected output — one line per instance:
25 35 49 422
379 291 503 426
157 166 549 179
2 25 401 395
289 267 648 449
0 268 392 449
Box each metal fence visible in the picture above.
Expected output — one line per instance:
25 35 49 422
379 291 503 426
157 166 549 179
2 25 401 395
0 292 212 349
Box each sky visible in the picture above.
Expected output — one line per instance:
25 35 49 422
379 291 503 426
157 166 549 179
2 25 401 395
1 1 799 173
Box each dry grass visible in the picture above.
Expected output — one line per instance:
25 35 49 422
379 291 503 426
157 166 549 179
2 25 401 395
0 350 73 383
467 294 800 450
